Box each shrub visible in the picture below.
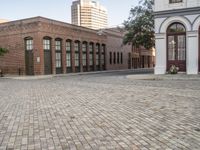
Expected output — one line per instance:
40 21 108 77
169 65 179 74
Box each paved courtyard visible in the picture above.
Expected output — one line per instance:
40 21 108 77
0 72 200 150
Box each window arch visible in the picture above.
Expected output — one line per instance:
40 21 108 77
167 23 186 33
24 37 33 51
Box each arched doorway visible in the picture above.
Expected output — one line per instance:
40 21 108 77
25 37 34 75
167 23 186 72
43 37 52 75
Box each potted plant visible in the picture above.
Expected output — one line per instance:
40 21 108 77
169 65 179 74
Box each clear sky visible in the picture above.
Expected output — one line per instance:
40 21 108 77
1 0 138 27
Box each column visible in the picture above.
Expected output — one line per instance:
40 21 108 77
187 32 199 74
34 34 43 75
154 33 166 74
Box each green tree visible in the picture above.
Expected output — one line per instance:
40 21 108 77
123 0 154 49
0 47 8 56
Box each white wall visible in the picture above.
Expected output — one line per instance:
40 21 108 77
155 14 200 74
154 0 200 12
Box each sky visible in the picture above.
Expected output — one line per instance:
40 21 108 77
1 0 138 27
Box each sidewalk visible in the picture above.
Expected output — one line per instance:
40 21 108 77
127 74 200 81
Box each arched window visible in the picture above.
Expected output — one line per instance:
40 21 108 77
167 23 186 71
102 44 106 70
96 43 100 71
55 38 62 74
66 40 72 73
74 41 80 72
82 42 87 71
89 42 94 71
25 37 33 51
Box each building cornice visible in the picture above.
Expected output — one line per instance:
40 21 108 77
154 7 200 18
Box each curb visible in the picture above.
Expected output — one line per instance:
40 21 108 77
1 68 154 80
126 74 200 81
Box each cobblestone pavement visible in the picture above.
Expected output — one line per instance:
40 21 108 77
0 73 200 150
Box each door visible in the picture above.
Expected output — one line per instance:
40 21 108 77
167 35 186 71
25 50 34 75
44 50 52 75
167 23 186 72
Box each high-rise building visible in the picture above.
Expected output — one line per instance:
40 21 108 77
71 0 108 30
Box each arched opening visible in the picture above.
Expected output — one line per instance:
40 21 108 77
74 40 80 72
89 42 94 71
24 37 34 75
96 43 100 71
82 41 88 72
167 23 186 72
66 39 72 73
102 44 106 70
43 36 52 75
55 38 63 74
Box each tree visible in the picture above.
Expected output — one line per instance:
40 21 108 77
0 47 8 56
123 0 154 49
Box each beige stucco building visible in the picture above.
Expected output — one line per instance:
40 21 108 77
71 0 108 30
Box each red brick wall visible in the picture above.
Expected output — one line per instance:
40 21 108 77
0 20 40 75
105 29 132 70
0 17 147 75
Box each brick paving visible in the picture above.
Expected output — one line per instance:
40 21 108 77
0 73 200 150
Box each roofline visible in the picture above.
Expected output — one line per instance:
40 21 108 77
0 16 100 34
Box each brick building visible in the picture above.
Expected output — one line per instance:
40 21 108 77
0 17 154 75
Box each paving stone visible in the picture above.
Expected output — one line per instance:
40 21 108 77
0 73 200 150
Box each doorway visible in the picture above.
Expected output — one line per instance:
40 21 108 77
43 38 52 75
25 38 34 75
167 23 186 72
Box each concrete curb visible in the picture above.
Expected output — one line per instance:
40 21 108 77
2 68 154 80
127 74 200 81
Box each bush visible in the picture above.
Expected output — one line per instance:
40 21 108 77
169 65 179 74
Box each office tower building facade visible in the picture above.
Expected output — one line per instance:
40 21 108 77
71 0 108 29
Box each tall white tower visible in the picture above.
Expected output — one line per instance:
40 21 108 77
71 0 108 30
